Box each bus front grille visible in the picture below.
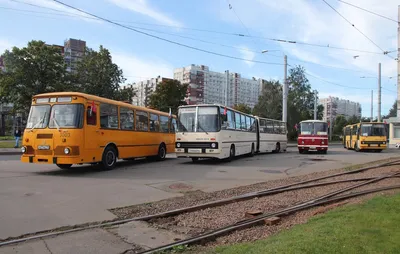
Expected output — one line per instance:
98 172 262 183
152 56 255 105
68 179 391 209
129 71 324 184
177 142 215 149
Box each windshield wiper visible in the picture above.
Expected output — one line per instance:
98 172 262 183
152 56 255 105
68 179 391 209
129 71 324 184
30 112 47 132
52 117 60 131
197 122 208 135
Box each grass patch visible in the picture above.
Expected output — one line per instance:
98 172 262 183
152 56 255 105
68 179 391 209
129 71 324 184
0 136 13 140
0 141 17 148
210 193 400 254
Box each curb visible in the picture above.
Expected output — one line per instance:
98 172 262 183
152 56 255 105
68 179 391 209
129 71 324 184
0 152 22 156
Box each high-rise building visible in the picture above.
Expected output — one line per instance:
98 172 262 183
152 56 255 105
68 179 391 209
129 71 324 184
64 39 86 72
131 76 172 106
173 64 263 108
319 96 362 122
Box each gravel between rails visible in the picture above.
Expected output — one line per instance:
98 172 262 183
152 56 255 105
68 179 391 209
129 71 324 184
110 158 400 220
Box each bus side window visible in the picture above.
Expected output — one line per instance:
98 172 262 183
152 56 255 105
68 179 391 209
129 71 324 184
136 110 149 131
150 114 159 132
227 110 234 129
86 105 97 125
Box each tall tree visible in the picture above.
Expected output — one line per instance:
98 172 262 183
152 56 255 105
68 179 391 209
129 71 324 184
0 40 68 115
73 45 125 99
253 80 282 120
148 79 188 114
286 65 316 139
114 85 136 104
333 115 347 135
233 103 252 114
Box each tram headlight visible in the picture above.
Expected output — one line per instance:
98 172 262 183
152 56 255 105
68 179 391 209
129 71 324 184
64 148 70 155
176 143 181 148
21 146 26 153
211 143 216 148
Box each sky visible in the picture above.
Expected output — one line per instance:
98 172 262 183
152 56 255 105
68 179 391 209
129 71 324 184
0 0 398 117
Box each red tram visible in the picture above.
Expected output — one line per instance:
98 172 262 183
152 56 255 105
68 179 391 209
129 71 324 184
297 120 329 154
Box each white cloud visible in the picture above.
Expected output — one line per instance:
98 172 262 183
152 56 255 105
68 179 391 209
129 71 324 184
0 39 16 53
238 46 255 67
111 52 173 84
107 0 182 27
219 0 397 77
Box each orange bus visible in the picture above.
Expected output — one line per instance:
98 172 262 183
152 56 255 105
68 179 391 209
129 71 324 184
20 92 176 170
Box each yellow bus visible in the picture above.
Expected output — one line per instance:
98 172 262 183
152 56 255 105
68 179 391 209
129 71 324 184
21 92 176 170
343 122 387 152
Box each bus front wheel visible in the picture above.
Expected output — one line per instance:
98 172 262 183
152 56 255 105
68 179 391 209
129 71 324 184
102 146 117 170
56 164 72 169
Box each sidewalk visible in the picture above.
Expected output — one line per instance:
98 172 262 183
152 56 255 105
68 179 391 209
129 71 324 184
0 148 22 156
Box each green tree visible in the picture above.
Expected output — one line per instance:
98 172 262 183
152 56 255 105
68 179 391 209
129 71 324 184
333 115 347 135
347 115 360 125
0 40 68 115
148 79 188 114
233 103 252 114
286 65 316 139
317 104 324 120
73 45 125 99
253 80 282 120
384 101 397 119
114 85 136 104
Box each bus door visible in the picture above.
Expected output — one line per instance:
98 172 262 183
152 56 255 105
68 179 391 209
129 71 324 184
84 101 100 158
349 127 353 148
256 118 260 152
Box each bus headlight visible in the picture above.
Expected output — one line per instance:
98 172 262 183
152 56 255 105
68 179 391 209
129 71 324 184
176 143 181 148
383 141 386 144
64 148 70 155
302 141 304 144
21 146 26 153
211 143 216 148
322 141 324 145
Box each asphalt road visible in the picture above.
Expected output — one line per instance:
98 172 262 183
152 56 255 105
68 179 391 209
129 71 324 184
0 144 399 239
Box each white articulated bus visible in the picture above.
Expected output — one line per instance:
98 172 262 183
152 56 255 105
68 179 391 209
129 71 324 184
175 104 287 162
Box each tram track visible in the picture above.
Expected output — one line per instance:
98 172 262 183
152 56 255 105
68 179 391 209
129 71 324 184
1 159 400 249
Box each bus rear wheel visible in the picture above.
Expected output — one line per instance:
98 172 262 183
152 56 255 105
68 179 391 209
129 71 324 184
227 145 235 162
248 144 255 157
156 144 167 161
56 164 72 169
101 146 117 170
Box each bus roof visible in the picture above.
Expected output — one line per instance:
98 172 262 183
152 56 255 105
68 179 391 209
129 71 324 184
344 122 385 128
33 92 176 117
300 120 327 123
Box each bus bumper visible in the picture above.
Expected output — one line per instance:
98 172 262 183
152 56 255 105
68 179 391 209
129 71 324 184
21 155 82 164
359 145 387 150
175 148 221 158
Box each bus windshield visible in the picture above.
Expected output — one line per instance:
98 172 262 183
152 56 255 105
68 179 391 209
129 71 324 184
49 104 84 129
360 124 386 137
177 106 219 133
26 105 51 129
300 122 327 135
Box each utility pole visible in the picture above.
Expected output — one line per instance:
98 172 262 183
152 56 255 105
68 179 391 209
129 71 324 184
378 63 381 122
283 55 288 123
397 5 400 117
314 91 317 120
371 90 373 122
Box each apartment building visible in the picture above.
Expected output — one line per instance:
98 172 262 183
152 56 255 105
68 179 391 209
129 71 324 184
131 76 172 106
319 96 362 122
173 64 263 108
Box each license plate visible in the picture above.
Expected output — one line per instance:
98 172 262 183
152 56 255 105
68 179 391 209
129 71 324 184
188 149 202 153
309 147 316 150
38 145 50 150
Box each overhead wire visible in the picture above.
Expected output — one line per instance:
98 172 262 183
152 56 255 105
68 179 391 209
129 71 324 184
337 0 398 24
50 0 284 66
4 0 389 55
321 0 396 60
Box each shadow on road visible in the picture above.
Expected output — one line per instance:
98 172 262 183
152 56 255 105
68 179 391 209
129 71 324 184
33 158 175 177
